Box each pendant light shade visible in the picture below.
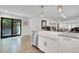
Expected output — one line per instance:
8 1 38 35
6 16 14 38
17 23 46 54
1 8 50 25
57 5 64 13
40 6 45 19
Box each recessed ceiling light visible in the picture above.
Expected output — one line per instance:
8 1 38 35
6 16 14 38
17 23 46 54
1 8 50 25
57 5 64 13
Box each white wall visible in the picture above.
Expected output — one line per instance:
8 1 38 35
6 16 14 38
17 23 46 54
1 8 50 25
0 12 30 39
29 17 41 31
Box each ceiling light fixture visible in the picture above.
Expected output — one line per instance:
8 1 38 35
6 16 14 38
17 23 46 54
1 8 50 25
40 5 45 19
57 5 66 19
57 5 64 13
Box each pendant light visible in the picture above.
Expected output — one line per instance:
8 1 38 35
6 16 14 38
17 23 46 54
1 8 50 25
57 5 64 13
40 5 45 19
57 5 66 19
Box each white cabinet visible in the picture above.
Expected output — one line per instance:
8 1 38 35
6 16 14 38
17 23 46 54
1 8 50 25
38 36 47 52
38 31 79 53
59 36 79 53
38 35 58 53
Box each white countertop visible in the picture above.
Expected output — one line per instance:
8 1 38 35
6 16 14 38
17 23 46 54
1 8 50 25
59 32 79 39
38 31 61 39
38 31 79 39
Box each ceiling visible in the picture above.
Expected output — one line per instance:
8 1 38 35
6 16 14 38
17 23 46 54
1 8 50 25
0 5 79 22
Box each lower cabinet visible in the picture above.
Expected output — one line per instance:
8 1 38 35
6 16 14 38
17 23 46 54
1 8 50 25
38 35 58 53
38 35 79 53
59 36 79 53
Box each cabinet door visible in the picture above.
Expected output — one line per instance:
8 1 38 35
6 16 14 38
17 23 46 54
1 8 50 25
38 36 47 52
45 37 58 53
38 35 58 53
59 36 79 53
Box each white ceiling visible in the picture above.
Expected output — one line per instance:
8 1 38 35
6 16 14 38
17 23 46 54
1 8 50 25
0 5 79 22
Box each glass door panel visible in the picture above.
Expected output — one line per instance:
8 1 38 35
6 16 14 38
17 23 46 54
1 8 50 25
1 18 12 38
1 17 21 38
13 20 21 36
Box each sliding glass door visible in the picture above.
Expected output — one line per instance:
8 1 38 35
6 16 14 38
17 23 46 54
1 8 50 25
1 18 12 38
1 17 21 38
13 20 21 36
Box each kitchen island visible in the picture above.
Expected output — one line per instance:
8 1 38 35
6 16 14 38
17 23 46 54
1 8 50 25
38 31 79 53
